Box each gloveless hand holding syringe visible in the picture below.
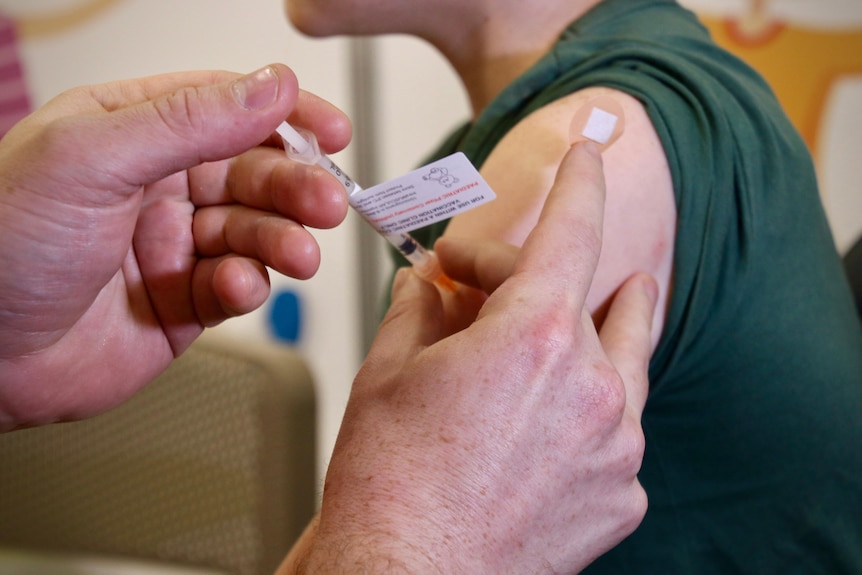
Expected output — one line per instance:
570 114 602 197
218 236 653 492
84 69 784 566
277 121 461 291
275 95 623 291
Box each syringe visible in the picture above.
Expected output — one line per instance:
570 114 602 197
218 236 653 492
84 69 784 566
276 121 456 292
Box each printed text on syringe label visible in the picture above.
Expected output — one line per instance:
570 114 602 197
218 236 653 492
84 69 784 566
322 158 356 194
349 152 496 235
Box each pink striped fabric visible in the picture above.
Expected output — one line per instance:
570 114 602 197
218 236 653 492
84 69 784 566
0 12 32 138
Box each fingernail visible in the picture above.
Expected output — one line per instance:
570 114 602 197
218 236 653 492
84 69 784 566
232 66 279 110
579 140 602 159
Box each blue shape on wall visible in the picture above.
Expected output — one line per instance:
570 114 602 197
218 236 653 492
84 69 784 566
269 289 302 344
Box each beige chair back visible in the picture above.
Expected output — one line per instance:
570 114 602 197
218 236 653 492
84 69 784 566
0 336 317 575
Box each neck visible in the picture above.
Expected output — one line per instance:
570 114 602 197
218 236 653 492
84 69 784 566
418 0 600 117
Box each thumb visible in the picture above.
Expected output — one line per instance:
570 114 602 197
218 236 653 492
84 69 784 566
436 236 519 295
80 64 299 189
363 269 446 373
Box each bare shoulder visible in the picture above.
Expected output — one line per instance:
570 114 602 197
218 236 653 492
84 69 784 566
445 87 675 346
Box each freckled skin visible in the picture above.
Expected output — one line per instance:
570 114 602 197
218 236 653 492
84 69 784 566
280 145 658 574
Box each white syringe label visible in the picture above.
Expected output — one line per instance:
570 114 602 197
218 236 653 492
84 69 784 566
349 152 496 235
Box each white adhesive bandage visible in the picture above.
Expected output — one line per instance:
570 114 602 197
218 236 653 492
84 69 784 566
569 95 626 152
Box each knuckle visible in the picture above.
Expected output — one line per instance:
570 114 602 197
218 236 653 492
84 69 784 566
616 415 646 475
582 365 628 428
620 482 649 536
522 305 580 358
516 311 583 383
152 86 206 138
517 308 629 424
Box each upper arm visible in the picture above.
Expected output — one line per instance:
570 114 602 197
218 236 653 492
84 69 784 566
444 87 676 348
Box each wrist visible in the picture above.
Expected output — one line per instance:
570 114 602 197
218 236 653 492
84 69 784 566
295 511 444 575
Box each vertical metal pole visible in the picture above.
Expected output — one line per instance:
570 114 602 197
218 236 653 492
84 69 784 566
349 37 384 354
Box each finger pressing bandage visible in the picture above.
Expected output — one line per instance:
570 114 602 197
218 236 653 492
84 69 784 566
569 96 625 152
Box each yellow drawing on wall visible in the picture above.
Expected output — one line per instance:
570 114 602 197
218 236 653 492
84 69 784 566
2 0 121 38
697 0 862 156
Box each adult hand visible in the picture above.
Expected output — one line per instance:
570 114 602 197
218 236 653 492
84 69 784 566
289 143 657 574
0 64 351 430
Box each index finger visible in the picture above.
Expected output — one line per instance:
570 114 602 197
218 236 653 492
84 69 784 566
510 141 607 305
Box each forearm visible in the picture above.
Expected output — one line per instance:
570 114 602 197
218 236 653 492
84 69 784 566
277 514 441 575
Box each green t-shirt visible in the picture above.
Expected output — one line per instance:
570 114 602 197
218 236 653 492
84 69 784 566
395 0 862 571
